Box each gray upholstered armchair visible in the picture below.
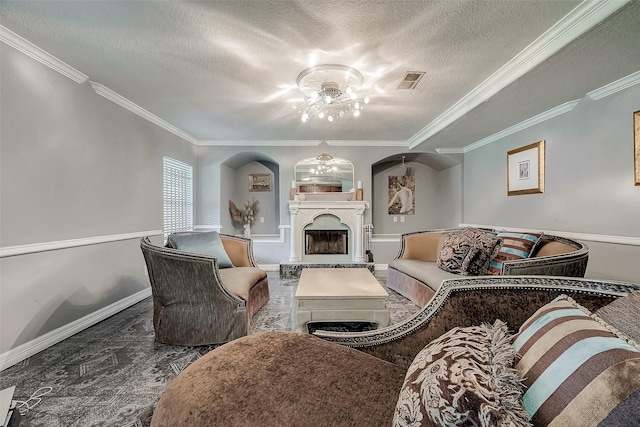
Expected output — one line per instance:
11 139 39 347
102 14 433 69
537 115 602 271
140 232 269 345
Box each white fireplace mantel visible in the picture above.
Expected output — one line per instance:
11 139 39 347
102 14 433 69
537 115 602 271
288 200 369 263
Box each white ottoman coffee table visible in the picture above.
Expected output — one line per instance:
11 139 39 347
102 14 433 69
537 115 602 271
295 268 390 333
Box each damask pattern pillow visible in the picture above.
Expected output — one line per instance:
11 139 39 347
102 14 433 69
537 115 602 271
463 229 503 276
487 232 543 275
436 230 471 274
513 295 640 426
436 228 501 275
393 320 531 427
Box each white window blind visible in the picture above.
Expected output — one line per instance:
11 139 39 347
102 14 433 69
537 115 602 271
163 157 193 241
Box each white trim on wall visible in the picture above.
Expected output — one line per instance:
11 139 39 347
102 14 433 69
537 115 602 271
406 0 630 149
438 100 580 154
460 223 640 247
197 140 321 146
326 140 408 147
587 70 640 100
438 67 640 155
194 225 224 231
371 234 402 243
0 288 151 371
197 140 405 147
194 225 287 243
90 82 198 144
0 230 162 258
0 25 89 84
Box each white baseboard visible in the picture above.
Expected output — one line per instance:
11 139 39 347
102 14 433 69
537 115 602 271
0 288 151 371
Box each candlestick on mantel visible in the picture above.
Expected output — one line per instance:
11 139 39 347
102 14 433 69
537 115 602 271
357 181 362 189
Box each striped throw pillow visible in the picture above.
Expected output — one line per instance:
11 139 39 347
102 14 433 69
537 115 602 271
513 295 640 426
487 232 543 275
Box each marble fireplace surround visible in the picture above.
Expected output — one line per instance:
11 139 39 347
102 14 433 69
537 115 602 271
288 199 368 263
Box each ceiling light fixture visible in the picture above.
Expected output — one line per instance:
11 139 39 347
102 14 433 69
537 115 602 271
292 64 370 123
308 153 339 176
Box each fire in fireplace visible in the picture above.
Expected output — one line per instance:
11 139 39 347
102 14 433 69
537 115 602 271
305 230 348 255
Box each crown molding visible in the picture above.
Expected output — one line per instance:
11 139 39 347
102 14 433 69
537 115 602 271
587 70 640 100
90 82 198 145
459 99 580 153
407 0 630 149
0 25 89 83
326 140 408 147
435 147 465 154
197 139 321 146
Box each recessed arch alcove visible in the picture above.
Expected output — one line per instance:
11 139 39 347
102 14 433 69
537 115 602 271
371 153 461 234
221 152 280 235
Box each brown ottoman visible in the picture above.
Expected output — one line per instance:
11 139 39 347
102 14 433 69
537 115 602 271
151 332 405 426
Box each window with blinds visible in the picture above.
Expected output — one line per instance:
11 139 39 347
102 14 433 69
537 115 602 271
163 157 193 241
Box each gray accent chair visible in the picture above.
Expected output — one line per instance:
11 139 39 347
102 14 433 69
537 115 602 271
140 233 269 345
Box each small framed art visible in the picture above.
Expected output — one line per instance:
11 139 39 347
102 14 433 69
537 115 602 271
507 140 545 196
249 173 272 192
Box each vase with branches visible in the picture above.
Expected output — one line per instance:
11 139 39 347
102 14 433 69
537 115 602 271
229 199 260 237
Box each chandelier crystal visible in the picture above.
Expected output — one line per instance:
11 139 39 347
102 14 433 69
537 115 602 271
293 64 370 123
308 153 339 176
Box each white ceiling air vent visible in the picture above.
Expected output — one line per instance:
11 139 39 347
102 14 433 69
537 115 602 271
397 71 425 89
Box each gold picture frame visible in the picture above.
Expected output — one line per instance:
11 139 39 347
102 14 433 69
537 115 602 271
635 110 640 186
507 140 545 196
248 173 272 192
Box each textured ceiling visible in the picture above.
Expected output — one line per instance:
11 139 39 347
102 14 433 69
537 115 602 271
1 0 639 152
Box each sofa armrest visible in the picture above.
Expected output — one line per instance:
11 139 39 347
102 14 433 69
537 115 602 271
502 236 589 277
397 229 447 262
313 276 638 369
220 234 258 268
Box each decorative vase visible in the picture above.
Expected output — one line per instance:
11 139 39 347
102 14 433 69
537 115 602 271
244 223 251 238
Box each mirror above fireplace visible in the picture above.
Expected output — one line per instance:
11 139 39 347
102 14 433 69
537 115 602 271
294 153 354 193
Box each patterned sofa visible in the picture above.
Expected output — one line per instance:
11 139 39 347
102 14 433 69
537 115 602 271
388 227 589 306
149 276 639 427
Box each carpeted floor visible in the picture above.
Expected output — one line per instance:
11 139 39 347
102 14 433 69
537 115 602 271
0 270 420 426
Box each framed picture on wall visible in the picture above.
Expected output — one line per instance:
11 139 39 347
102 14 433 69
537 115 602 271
635 110 640 186
507 140 545 196
249 173 272 192
388 176 415 215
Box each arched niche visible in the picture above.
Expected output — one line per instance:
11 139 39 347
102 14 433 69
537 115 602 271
222 152 280 235
371 153 461 234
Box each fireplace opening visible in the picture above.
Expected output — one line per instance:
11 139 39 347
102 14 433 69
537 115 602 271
305 230 348 255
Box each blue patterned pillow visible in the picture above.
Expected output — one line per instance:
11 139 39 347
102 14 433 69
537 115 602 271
168 231 234 268
488 232 543 275
513 295 640 426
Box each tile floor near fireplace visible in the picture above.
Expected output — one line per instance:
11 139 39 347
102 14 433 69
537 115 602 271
0 270 419 427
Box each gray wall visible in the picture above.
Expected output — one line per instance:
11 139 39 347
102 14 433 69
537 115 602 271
372 162 462 234
0 45 196 355
463 82 640 283
11 27 638 362
229 161 279 236
196 143 464 265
